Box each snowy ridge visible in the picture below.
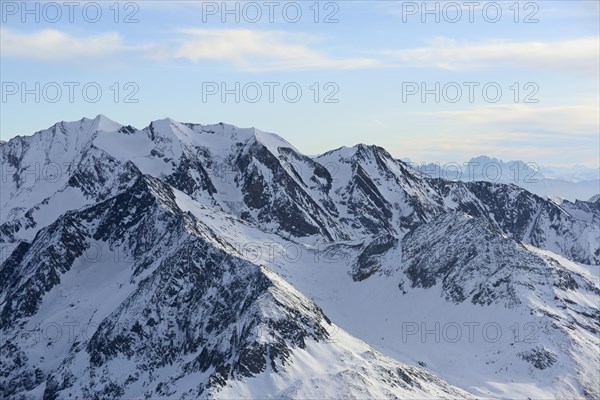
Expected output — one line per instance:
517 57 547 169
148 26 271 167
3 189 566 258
1 172 469 399
1 115 598 399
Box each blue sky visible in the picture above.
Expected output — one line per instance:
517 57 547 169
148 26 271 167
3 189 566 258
1 0 598 167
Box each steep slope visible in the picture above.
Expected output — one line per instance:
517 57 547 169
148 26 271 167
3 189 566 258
0 174 471 399
451 181 600 264
396 213 600 398
160 180 600 398
93 118 345 243
0 116 141 259
260 213 599 398
315 145 445 238
1 115 123 220
316 145 599 264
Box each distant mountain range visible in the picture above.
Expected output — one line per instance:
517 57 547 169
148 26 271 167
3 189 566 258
1 115 598 399
409 155 599 201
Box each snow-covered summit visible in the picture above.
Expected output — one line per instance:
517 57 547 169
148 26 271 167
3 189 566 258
86 113 124 132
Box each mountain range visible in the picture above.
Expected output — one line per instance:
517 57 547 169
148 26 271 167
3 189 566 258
411 155 599 202
1 115 598 399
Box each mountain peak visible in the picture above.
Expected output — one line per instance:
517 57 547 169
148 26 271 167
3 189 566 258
83 114 124 133
142 118 299 157
316 143 388 162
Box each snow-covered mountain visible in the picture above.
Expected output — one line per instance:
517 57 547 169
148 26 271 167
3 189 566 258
413 155 600 202
1 115 598 399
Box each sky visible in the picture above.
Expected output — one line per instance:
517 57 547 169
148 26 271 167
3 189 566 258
1 0 599 167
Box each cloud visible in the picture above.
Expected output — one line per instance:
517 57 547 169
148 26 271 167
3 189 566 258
173 28 380 71
5 27 596 76
0 27 379 71
384 37 600 75
396 103 599 167
429 103 599 136
0 28 149 61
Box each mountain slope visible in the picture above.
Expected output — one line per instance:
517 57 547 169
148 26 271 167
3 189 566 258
1 115 598 399
0 170 470 399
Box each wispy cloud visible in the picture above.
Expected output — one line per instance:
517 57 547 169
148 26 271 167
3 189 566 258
3 27 598 77
1 27 380 71
173 28 380 71
384 37 599 75
0 28 151 61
